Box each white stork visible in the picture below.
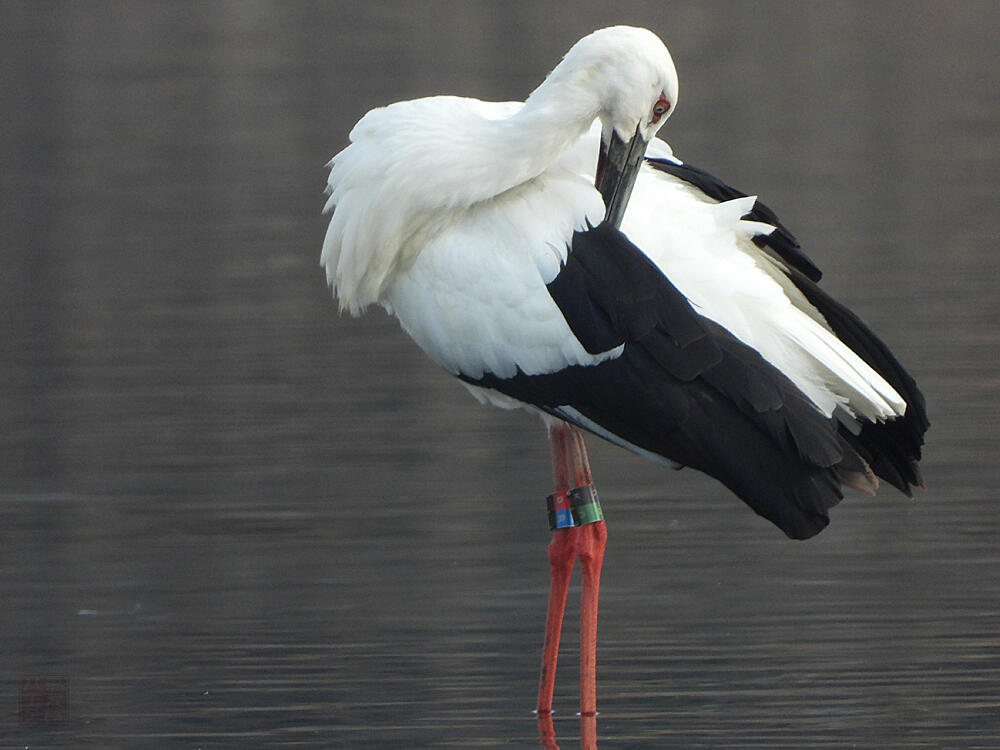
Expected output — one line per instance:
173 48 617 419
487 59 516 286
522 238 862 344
320 26 928 719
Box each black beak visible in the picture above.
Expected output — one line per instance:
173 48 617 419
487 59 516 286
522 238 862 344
595 125 649 229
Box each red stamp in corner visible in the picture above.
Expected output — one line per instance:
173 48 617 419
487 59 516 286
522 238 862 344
19 676 68 723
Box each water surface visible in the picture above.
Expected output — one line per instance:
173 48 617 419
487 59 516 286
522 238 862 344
2 2 999 748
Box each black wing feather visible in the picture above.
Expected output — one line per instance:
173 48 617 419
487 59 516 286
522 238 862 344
548 222 720 380
645 157 927 492
462 223 868 539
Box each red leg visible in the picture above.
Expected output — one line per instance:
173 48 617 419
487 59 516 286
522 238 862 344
559 424 605 716
564 422 594 488
576 519 606 717
537 422 580 714
537 525 576 715
537 422 605 719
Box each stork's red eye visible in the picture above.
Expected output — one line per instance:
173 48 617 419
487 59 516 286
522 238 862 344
651 95 671 123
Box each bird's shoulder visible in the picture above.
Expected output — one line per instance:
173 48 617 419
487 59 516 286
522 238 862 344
323 97 527 313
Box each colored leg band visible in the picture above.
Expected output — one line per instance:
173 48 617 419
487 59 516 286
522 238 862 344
546 484 603 530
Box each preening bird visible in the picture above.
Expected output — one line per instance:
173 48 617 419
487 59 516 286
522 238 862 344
320 26 928 719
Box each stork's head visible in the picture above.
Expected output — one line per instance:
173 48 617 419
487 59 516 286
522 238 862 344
559 26 679 228
572 26 679 145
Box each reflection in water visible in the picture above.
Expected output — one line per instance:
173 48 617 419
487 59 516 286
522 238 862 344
538 712 559 750
537 711 597 750
3 2 999 748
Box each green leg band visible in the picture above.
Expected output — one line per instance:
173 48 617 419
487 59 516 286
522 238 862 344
569 484 603 526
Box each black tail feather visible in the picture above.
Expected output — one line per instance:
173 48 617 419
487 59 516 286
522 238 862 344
784 267 929 493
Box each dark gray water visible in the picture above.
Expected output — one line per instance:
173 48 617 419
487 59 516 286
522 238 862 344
3 2 998 748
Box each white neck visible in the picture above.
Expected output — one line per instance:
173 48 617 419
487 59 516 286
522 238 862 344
450 62 601 207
